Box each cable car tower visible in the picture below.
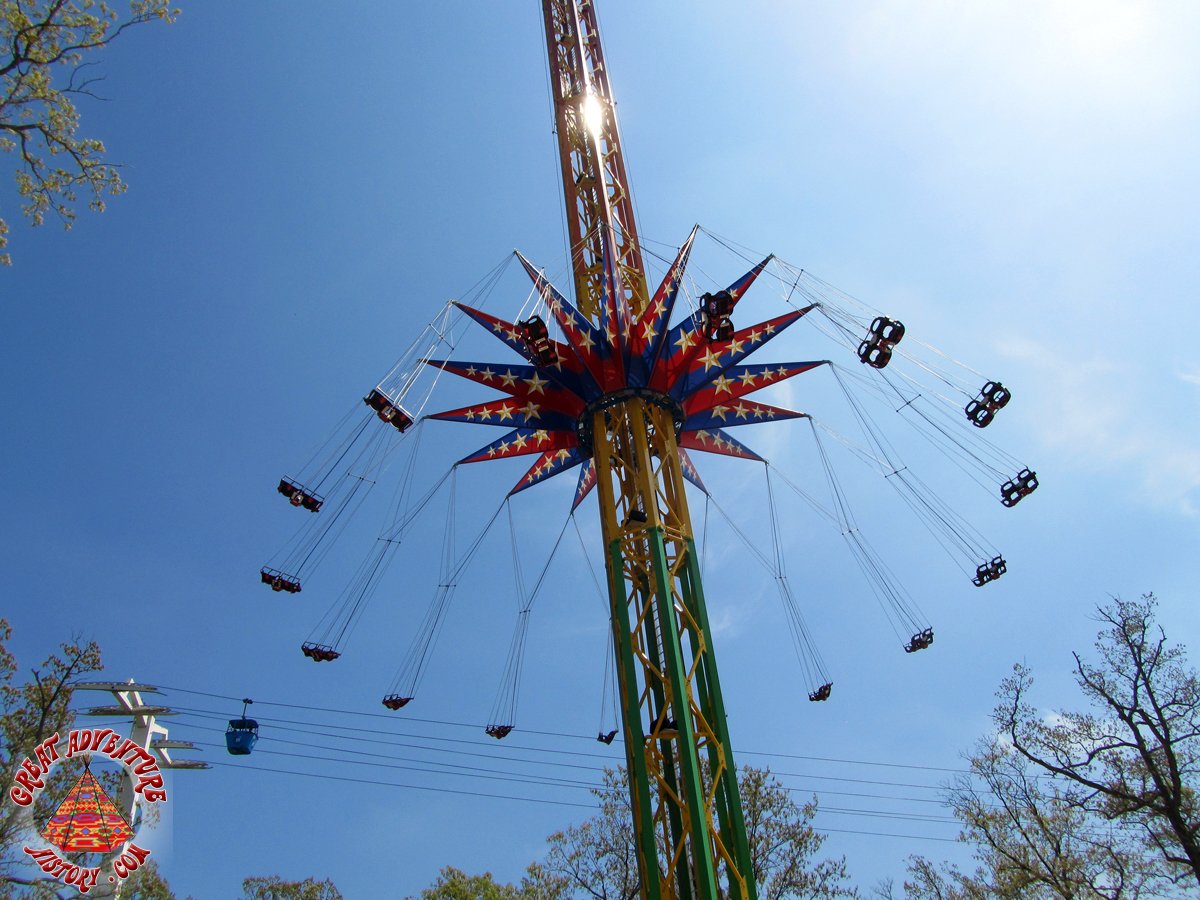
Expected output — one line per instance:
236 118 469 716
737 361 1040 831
537 2 752 896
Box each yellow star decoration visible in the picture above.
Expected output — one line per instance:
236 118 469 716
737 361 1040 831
465 365 478 377
491 321 505 333
711 406 730 421
520 402 542 420
512 433 528 450
480 367 495 381
486 446 497 457
499 369 518 387
737 370 758 388
746 329 761 344
712 375 734 395
699 349 723 372
696 431 712 445
727 336 745 356
497 440 510 454
775 366 789 379
532 429 550 443
556 449 571 461
478 406 492 421
523 372 548 394
733 403 751 420
763 321 777 335
577 330 595 350
641 320 658 341
465 408 478 421
712 433 729 450
674 329 695 353
562 312 576 332
496 405 515 422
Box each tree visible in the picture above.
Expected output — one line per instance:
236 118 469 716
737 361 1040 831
905 739 1169 899
0 0 177 265
121 859 180 900
418 866 532 900
521 766 853 899
908 594 1200 898
241 875 343 900
0 618 103 895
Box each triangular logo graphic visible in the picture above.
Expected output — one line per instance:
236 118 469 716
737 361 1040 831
40 763 133 853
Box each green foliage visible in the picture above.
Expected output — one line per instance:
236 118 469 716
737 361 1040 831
0 618 103 893
241 874 344 900
418 866 529 900
121 859 178 899
426 766 853 899
0 0 177 265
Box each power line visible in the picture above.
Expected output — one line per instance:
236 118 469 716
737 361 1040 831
157 685 977 775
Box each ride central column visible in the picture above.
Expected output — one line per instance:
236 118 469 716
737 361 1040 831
591 398 756 899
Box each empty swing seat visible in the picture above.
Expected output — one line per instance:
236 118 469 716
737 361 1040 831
260 567 301 593
364 389 414 433
486 724 514 740
596 730 619 745
300 642 340 662
381 694 412 711
808 682 833 702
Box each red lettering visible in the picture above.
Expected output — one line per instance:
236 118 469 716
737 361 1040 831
34 733 61 770
15 768 42 795
67 729 89 756
9 784 33 806
125 844 151 865
135 773 163 793
142 787 167 803
101 733 121 755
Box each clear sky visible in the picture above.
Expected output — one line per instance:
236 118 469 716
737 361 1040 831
3 1 1198 896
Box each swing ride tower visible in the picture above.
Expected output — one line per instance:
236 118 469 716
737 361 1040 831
541 2 755 897
266 1 1038 895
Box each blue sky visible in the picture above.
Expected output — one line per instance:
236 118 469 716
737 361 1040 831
3 1 1198 895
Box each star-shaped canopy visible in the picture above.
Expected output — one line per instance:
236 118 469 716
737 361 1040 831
429 230 825 507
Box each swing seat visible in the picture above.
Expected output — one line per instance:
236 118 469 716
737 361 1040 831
278 478 324 512
485 724 514 740
364 389 414 432
808 682 833 702
518 316 558 367
301 642 340 662
870 316 905 344
965 399 995 428
982 381 1011 408
702 290 734 319
381 694 412 710
857 340 893 369
260 567 301 593
706 316 735 342
904 628 934 653
596 730 618 745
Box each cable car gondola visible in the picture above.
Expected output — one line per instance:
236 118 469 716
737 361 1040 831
225 699 259 756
